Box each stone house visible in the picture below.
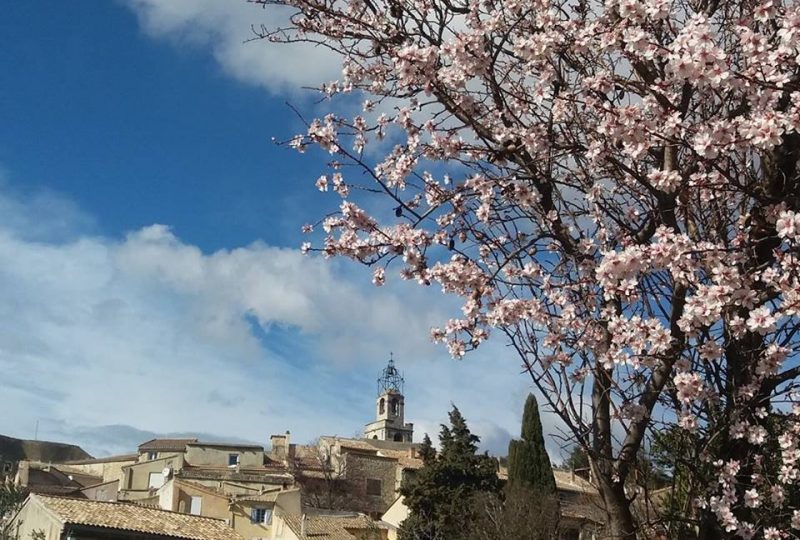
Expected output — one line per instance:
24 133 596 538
59 454 138 485
119 440 293 503
292 437 422 517
137 439 198 462
148 476 301 540
13 462 103 497
0 435 90 484
7 493 242 540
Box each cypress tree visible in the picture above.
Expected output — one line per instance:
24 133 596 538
399 406 501 540
418 433 436 464
507 393 556 493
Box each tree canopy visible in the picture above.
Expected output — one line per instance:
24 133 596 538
253 0 800 535
399 406 500 540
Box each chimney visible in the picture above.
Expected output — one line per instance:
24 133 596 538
16 461 30 487
270 431 290 462
408 447 416 459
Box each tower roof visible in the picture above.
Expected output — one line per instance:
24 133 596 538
378 354 404 395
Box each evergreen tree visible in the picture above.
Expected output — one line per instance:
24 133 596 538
0 481 24 540
418 433 436 464
507 394 556 493
399 406 500 540
563 445 590 471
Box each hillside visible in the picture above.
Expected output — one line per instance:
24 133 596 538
0 434 92 464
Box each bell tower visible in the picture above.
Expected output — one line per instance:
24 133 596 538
364 355 414 443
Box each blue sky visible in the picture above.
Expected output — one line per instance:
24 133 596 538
0 1 552 459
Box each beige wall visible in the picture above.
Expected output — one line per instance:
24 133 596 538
230 503 274 540
381 497 408 530
122 454 183 493
9 497 63 540
157 479 176 511
222 490 301 540
172 481 231 521
79 480 119 502
184 446 263 468
275 490 301 517
61 458 136 484
268 515 299 540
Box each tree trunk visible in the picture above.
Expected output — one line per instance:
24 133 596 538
595 473 637 540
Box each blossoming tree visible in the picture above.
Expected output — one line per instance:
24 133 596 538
252 0 800 536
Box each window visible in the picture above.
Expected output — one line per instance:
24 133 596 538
379 398 385 415
390 398 399 416
190 496 202 515
228 454 240 467
393 433 404 442
148 472 164 489
366 478 382 496
250 507 272 525
147 451 158 461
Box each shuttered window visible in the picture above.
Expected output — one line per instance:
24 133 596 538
251 507 272 524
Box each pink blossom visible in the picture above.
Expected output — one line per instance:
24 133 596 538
776 210 800 241
746 306 777 335
372 267 385 286
743 488 760 508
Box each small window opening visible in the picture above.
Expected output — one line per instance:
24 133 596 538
366 478 382 496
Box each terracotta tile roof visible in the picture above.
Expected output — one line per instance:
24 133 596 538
321 437 424 470
138 439 198 452
282 514 387 540
186 442 263 450
561 500 606 524
26 484 82 496
233 487 300 504
32 494 242 540
177 467 292 484
552 470 598 494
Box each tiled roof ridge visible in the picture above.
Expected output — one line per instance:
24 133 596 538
185 442 263 449
172 479 232 499
74 479 119 491
139 437 198 444
65 453 138 465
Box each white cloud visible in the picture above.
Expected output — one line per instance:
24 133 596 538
0 181 571 458
124 0 341 93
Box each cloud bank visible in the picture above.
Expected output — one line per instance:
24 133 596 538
0 178 564 458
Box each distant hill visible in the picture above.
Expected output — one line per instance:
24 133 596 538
0 434 92 464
